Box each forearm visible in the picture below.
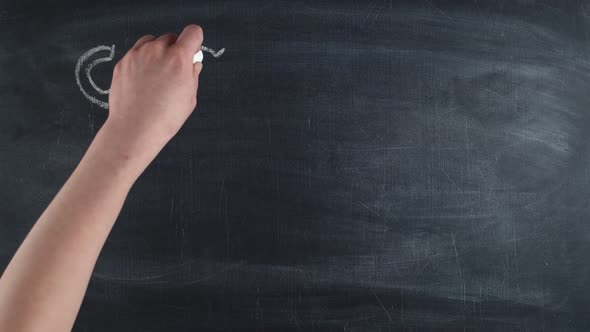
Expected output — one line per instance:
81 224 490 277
0 24 203 332
0 122 146 332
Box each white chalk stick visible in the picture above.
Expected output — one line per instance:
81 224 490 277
193 50 203 63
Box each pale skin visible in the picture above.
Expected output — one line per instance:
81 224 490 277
0 24 204 332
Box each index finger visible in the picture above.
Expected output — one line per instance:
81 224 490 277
174 24 204 56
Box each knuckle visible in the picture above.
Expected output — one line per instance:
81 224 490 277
168 48 186 65
133 35 154 49
141 46 162 61
113 60 124 74
137 34 151 40
125 49 138 58
155 33 174 43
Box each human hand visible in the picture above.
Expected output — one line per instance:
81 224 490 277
100 24 204 171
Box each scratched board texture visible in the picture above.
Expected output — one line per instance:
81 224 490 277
1 0 590 331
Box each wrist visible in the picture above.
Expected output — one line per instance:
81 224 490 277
84 121 156 184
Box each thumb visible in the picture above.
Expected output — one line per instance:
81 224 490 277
193 62 203 77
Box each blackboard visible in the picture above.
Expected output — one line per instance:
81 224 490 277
1 0 590 331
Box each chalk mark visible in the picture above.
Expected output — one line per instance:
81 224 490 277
441 167 463 193
451 232 462 281
360 201 381 216
372 288 393 322
201 45 225 58
75 44 115 109
423 0 454 21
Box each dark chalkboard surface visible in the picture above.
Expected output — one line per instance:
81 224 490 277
2 0 590 330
